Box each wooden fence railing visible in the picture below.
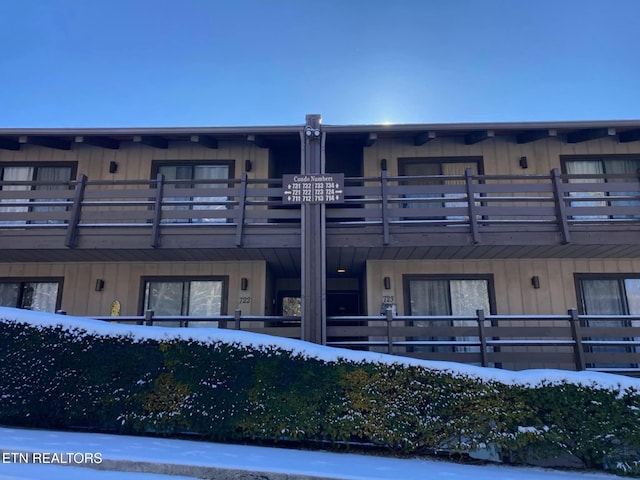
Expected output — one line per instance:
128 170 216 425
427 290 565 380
2 170 639 247
91 308 640 375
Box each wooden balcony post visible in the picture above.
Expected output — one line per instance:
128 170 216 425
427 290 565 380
465 168 480 244
235 172 248 247
381 170 390 245
234 309 241 330
151 173 164 248
144 309 154 326
386 307 394 354
569 308 586 371
64 174 87 248
300 114 326 345
476 309 488 367
551 168 571 244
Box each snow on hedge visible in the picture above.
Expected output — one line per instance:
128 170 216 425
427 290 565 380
2 306 639 392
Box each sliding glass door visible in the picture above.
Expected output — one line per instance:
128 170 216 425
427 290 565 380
405 275 492 354
564 157 640 220
156 163 231 224
0 165 74 224
0 279 62 312
577 275 640 368
143 277 227 327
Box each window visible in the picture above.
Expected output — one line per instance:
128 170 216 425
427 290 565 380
0 164 75 224
152 161 234 224
575 274 640 368
281 296 301 317
0 279 63 312
403 275 493 353
398 157 482 222
142 277 228 327
562 156 640 220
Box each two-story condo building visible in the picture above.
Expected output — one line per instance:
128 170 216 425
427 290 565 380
1 114 639 374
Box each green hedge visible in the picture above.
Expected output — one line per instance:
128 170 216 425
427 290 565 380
1 316 639 476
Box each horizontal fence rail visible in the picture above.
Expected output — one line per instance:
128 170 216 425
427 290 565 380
89 308 640 376
2 169 640 247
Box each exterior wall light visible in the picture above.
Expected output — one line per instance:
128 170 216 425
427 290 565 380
531 276 540 289
240 277 249 290
383 277 391 289
305 126 321 139
95 279 105 291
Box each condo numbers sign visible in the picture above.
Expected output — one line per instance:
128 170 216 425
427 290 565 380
282 173 344 204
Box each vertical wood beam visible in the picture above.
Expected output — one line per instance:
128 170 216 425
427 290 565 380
300 114 326 345
151 173 164 248
569 308 586 371
381 170 390 245
234 309 242 330
144 309 154 326
551 168 571 244
65 174 87 248
235 172 248 246
477 309 488 368
465 168 480 244
386 307 394 354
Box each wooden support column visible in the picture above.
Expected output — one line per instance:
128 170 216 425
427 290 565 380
300 114 326 344
151 173 164 248
551 168 571 244
65 174 87 248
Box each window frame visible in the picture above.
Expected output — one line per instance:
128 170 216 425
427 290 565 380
397 157 484 221
0 162 78 183
138 275 229 316
560 154 640 177
398 156 485 177
573 273 640 369
0 162 77 224
402 273 496 316
150 160 236 224
150 160 236 184
560 155 640 220
574 273 640 316
0 277 64 312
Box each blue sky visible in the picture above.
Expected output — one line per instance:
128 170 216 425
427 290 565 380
1 0 639 127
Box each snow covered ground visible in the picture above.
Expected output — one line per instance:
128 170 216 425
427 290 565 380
0 426 623 480
1 306 639 479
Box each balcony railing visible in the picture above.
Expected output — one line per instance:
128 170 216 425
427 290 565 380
91 308 640 376
1 169 639 248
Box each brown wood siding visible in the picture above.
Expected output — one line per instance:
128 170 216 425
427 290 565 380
366 257 640 316
0 261 266 317
0 142 270 181
367 256 640 369
363 135 640 177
